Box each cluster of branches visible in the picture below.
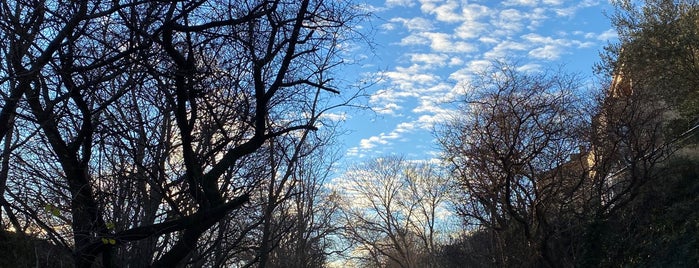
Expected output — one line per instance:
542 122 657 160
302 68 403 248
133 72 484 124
335 156 454 268
434 1 699 264
437 57 678 267
0 0 365 267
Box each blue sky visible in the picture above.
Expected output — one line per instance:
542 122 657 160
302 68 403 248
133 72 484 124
335 0 618 162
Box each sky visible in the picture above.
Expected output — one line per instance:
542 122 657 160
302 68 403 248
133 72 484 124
334 0 619 163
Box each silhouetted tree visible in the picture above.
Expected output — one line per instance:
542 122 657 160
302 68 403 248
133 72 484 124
0 0 366 267
438 61 591 267
337 156 452 268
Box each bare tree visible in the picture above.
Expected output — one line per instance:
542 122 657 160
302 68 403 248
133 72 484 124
263 128 346 268
581 2 699 263
0 0 366 267
591 1 699 215
602 0 699 126
437 58 685 266
337 156 452 268
438 62 589 267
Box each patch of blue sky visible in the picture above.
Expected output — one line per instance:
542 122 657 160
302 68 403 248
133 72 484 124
337 0 618 162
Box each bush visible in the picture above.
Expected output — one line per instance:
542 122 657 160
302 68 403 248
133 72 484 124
0 231 74 268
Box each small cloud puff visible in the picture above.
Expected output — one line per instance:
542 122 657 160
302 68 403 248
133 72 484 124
399 32 477 53
408 53 450 68
386 0 415 8
596 29 618 41
390 17 435 31
420 0 462 23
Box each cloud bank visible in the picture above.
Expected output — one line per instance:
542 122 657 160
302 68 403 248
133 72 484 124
346 0 616 159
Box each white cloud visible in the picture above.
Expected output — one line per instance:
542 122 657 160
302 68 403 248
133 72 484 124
390 17 435 32
581 31 596 39
370 63 442 115
517 63 542 73
527 8 549 29
422 32 478 53
530 44 562 60
503 0 539 7
357 121 418 150
552 0 601 17
461 3 491 21
413 98 450 115
491 9 529 35
580 0 601 8
375 103 403 115
381 23 396 31
478 36 499 44
484 40 528 59
521 32 552 43
408 53 449 68
491 8 547 36
350 105 454 156
321 112 349 122
399 33 431 46
448 57 464 66
416 113 450 129
383 65 439 87
346 147 365 158
543 0 564 4
386 0 415 8
552 6 576 17
448 68 471 85
395 121 417 133
521 33 594 60
596 29 617 41
357 3 386 13
501 0 565 5
359 135 390 149
454 20 488 39
575 40 596 48
464 60 491 74
399 32 477 53
370 87 409 102
420 0 462 23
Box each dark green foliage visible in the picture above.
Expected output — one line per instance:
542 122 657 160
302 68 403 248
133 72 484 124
434 231 501 268
437 152 699 267
439 1 699 265
580 154 699 267
604 0 699 133
439 171 698 267
0 231 73 268
582 1 699 264
437 229 524 268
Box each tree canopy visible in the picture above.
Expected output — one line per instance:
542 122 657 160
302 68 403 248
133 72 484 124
0 0 366 267
1 0 698 267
